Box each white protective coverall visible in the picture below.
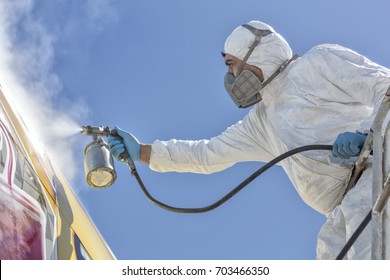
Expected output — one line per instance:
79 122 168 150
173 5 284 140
149 21 390 259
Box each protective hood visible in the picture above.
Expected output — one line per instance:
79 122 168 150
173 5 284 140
224 20 293 80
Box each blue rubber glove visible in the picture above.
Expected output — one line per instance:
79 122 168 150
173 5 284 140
332 132 367 159
107 126 141 162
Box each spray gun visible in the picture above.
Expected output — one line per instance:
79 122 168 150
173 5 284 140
81 125 136 188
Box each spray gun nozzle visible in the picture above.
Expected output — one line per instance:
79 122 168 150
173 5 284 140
80 125 111 137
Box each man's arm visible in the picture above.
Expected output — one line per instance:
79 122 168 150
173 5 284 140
140 144 151 164
148 104 276 174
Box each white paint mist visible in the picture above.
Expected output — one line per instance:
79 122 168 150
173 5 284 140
0 0 118 185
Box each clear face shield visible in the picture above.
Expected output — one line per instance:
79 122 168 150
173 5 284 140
223 24 298 109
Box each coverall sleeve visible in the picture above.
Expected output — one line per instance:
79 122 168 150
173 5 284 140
307 44 390 133
149 104 276 173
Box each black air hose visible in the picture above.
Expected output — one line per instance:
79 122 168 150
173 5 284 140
127 144 333 213
125 144 372 260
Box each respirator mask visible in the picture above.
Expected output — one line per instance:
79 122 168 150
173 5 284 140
224 24 298 108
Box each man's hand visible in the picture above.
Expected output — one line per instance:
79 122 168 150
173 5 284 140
332 132 367 159
108 126 141 162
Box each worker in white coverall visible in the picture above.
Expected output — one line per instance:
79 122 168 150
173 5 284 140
108 20 390 259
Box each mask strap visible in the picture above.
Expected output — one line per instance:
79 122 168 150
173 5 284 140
261 54 299 88
236 25 272 77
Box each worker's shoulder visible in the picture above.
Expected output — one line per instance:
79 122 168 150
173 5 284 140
299 44 362 65
305 44 353 56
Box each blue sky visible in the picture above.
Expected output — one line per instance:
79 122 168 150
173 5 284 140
1 0 390 260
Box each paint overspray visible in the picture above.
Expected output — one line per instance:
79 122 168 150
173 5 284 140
0 1 117 186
